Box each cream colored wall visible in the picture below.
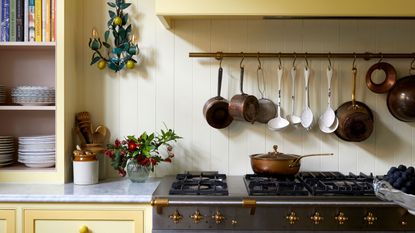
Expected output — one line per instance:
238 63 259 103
80 0 415 177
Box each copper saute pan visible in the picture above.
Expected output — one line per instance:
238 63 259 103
250 145 333 176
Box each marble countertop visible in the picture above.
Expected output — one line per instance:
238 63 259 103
0 178 160 203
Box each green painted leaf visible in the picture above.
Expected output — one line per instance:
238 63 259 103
118 62 125 70
90 40 100 50
128 46 137 55
108 10 116 18
108 62 117 71
112 48 122 55
122 13 128 26
104 30 110 42
103 42 111 49
90 56 101 65
126 25 132 33
107 19 113 27
107 2 116 7
119 30 126 42
110 57 120 63
120 3 131 9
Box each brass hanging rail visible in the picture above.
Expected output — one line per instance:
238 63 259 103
189 52 415 60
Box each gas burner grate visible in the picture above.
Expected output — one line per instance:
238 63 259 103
298 172 375 196
244 174 309 196
169 171 228 195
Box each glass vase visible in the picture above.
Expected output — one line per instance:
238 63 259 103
126 159 151 183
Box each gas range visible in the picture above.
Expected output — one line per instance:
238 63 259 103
152 172 415 232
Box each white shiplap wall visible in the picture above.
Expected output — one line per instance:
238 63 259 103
81 0 415 178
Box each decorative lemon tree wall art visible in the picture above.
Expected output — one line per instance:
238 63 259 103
88 0 140 72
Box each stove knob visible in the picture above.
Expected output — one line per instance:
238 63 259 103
335 212 348 225
286 211 299 225
211 211 225 224
310 211 323 225
169 210 183 224
190 210 204 224
364 212 377 225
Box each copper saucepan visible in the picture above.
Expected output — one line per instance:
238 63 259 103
250 145 333 176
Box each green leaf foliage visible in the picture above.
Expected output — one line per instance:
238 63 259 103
112 47 122 55
107 2 116 7
90 54 101 65
104 30 110 42
103 41 111 49
108 10 116 18
122 13 128 26
120 3 131 10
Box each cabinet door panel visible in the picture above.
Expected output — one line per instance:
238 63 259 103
24 210 143 233
0 210 15 233
35 220 134 233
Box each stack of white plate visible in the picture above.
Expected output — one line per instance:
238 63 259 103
18 135 55 168
11 86 55 106
0 136 15 167
0 86 5 104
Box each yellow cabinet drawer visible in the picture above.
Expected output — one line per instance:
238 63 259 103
24 210 143 233
0 210 15 233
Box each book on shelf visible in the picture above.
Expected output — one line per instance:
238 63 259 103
16 0 23 41
0 0 54 42
1 0 10 42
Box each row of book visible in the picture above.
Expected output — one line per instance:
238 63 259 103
0 0 55 42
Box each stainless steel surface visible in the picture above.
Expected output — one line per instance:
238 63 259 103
152 175 415 232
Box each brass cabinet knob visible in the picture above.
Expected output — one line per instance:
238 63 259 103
79 225 89 233
402 220 408 226
286 211 299 225
231 219 238 225
190 210 204 224
335 212 348 225
364 212 377 225
211 211 225 224
310 211 323 225
169 210 183 224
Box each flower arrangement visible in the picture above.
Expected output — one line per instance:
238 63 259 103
105 128 181 176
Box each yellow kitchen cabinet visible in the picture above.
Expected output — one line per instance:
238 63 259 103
0 203 151 233
0 210 15 233
24 210 143 233
156 0 415 29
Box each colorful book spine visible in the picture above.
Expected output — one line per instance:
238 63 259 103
41 0 45 41
1 0 10 42
23 0 28 41
28 0 34 41
34 0 41 41
9 0 15 41
16 0 23 41
50 0 54 41
45 0 49 41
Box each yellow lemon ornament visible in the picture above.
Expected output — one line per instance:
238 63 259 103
97 60 107 70
126 60 135 69
113 16 122 26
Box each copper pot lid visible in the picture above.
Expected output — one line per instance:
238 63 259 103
250 145 299 160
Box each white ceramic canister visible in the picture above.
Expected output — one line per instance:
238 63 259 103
73 149 99 185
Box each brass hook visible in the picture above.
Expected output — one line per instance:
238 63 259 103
410 54 415 75
352 53 357 69
292 52 297 68
278 52 282 69
327 52 332 70
240 52 245 69
304 53 309 70
257 52 262 70
377 53 383 64
216 52 223 68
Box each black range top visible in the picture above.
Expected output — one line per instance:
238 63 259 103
169 171 228 195
245 171 376 196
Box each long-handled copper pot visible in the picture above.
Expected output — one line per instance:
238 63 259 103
250 145 333 176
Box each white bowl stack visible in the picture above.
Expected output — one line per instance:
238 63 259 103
0 86 5 104
18 135 55 168
0 136 15 167
11 86 55 106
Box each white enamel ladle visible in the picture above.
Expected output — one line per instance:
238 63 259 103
268 66 289 131
319 66 339 133
287 66 302 126
301 67 313 130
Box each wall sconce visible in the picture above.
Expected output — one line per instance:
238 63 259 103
88 0 140 72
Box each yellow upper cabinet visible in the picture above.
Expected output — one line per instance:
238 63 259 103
156 0 415 28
